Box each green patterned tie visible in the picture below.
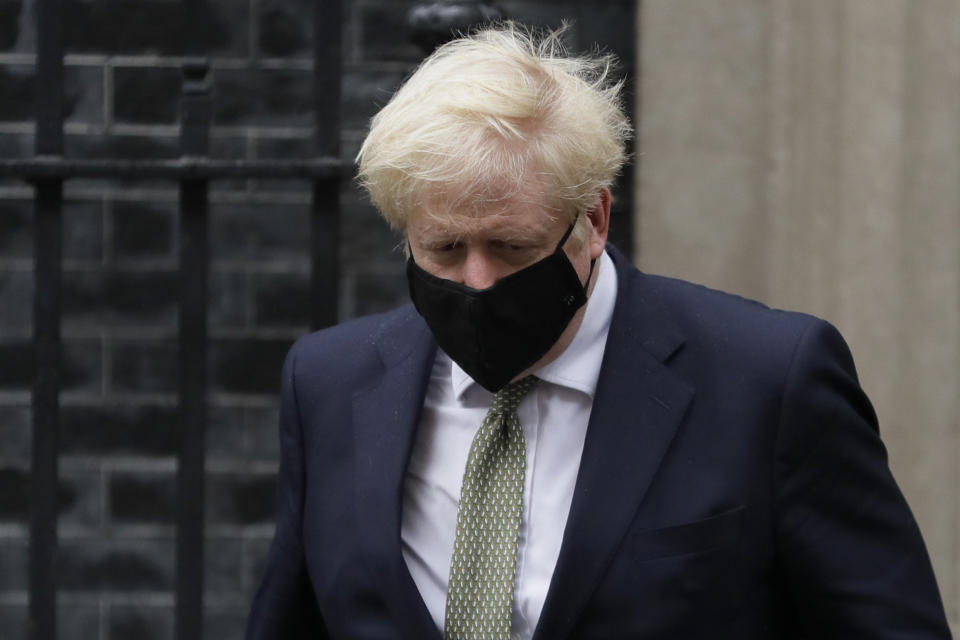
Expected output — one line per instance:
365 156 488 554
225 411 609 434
444 376 538 640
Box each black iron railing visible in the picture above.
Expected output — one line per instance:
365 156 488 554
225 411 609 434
1 1 344 639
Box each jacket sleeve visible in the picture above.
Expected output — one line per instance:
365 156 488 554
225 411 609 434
246 345 328 640
774 319 951 637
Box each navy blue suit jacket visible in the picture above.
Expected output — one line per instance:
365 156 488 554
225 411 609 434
246 247 951 639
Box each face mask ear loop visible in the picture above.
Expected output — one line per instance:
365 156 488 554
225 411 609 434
583 257 597 294
555 214 596 293
555 215 579 251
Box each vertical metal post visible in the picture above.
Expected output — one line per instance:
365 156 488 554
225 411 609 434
574 1 637 259
31 0 64 637
31 181 61 640
311 0 342 329
175 58 210 640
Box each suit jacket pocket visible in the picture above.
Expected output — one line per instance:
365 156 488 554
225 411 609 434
581 506 747 637
633 505 745 562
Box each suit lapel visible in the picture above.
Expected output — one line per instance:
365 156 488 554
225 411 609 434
534 250 694 640
352 308 443 640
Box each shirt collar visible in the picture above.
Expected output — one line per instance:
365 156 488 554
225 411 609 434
450 250 618 399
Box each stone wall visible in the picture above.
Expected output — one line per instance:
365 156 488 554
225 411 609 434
0 1 634 639
638 1 960 633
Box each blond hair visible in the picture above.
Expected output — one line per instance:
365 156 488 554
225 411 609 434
355 22 632 240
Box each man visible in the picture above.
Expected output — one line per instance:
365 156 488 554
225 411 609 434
246 23 951 639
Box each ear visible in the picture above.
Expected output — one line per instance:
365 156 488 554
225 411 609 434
586 187 611 260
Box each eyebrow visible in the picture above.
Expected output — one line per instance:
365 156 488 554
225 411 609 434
414 226 545 248
496 229 542 244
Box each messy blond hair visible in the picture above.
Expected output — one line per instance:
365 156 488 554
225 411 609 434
355 22 632 240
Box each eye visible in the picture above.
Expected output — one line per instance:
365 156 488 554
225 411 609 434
490 239 528 251
420 240 463 264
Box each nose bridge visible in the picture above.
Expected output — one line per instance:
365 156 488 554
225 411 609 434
461 245 497 289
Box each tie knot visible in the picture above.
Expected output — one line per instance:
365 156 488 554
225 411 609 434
490 376 538 414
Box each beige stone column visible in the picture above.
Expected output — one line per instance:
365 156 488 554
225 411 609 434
637 0 960 630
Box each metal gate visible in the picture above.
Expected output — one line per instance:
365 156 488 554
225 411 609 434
0 0 344 638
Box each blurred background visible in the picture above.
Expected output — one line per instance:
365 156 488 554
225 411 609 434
0 1 956 639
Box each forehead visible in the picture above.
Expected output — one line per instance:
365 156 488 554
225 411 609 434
407 178 561 240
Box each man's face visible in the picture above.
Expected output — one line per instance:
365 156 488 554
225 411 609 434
406 186 610 376
406 190 602 292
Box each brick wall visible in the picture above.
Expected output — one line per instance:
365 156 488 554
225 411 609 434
0 1 634 639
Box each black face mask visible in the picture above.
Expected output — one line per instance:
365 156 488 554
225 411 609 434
406 221 594 392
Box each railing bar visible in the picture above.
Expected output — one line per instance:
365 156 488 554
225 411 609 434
30 180 61 640
315 0 341 158
31 0 64 638
175 180 207 640
35 0 63 156
311 178 340 329
311 0 342 330
0 157 344 180
175 59 210 640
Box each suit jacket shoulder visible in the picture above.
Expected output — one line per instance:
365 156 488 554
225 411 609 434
283 304 433 410
607 247 849 395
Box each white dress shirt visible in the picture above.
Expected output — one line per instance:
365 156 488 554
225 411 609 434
400 251 618 639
